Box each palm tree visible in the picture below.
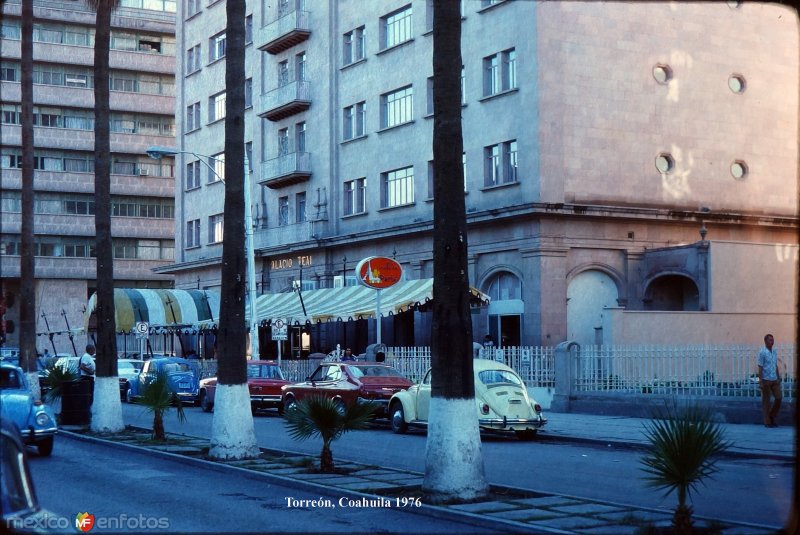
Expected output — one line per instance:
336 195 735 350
18 0 39 400
640 404 730 534
284 396 377 473
423 1 488 504
208 0 259 460
85 0 123 433
139 372 186 441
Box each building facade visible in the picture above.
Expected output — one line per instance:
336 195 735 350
164 0 798 357
0 0 178 354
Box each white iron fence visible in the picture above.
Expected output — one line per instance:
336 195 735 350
571 344 795 400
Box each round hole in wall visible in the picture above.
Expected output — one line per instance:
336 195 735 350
728 74 746 93
731 160 748 180
655 153 674 174
652 64 673 84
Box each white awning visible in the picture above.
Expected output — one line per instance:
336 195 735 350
253 278 489 325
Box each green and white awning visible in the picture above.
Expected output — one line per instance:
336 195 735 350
83 289 219 332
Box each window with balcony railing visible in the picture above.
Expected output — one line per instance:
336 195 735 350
381 5 413 50
381 85 413 129
381 166 414 208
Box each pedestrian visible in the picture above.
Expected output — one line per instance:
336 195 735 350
79 344 96 405
757 333 782 427
342 348 354 361
483 334 495 351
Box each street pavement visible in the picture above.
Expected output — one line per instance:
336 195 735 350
55 409 795 534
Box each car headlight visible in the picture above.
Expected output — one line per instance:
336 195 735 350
35 412 53 427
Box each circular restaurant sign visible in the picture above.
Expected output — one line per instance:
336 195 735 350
355 256 403 290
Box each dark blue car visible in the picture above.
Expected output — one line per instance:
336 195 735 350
125 357 200 405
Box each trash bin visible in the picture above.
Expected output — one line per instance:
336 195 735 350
60 379 91 425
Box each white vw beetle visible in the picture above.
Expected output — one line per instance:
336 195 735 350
388 358 547 440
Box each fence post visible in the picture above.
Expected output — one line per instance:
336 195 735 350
551 341 580 412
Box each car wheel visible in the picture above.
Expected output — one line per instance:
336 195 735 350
390 402 408 434
284 395 297 413
37 437 54 457
514 429 537 441
125 387 135 404
199 391 213 413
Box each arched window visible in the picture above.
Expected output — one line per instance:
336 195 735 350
487 271 521 301
644 275 700 311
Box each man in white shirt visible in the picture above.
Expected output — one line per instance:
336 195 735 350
79 344 96 404
757 334 782 427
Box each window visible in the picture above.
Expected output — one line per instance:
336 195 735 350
208 213 224 243
278 128 289 156
278 60 289 87
295 52 306 82
186 160 200 189
278 196 289 226
187 0 201 17
245 141 253 172
381 166 414 208
461 65 466 104
343 101 366 140
382 5 413 50
209 91 226 122
483 48 516 96
210 153 224 182
186 44 201 74
296 192 306 223
484 140 517 186
2 66 18 82
244 78 252 108
381 85 413 129
209 32 226 62
296 121 306 153
186 219 200 248
344 177 366 216
186 102 200 131
343 26 365 65
245 15 253 44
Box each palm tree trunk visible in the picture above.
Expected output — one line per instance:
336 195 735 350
423 1 488 504
320 442 334 473
152 410 165 441
89 0 123 433
209 0 258 460
19 0 39 399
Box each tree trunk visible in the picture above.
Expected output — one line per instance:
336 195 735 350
91 2 123 433
423 1 488 504
320 442 334 473
152 410 165 441
19 0 39 400
208 0 258 460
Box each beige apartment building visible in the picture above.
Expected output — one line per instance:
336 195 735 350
0 0 177 354
161 0 796 357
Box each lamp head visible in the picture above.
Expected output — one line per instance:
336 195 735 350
145 146 179 159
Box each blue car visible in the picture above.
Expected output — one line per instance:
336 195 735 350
126 357 201 405
0 363 58 456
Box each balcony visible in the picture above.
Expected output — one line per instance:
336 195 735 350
257 9 311 55
254 221 314 250
260 152 311 189
258 80 311 121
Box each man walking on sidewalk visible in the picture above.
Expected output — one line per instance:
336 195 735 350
757 333 782 427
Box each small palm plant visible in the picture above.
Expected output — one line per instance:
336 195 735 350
42 364 78 419
639 404 731 534
283 396 377 473
139 371 186 441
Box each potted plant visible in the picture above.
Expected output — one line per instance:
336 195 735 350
139 371 186 441
41 363 78 422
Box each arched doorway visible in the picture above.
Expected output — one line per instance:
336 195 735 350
644 274 700 311
566 270 619 345
485 271 523 347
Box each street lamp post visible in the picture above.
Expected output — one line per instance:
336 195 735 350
146 146 260 358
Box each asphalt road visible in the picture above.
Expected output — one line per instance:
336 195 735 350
27 435 504 534
117 404 792 529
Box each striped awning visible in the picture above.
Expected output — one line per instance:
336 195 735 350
83 289 220 333
253 278 489 325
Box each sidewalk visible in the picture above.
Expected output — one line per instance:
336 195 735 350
60 410 793 534
539 410 796 460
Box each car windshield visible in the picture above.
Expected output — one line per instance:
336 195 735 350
478 369 523 387
349 365 404 378
247 364 285 380
162 362 193 374
119 361 143 372
0 368 21 389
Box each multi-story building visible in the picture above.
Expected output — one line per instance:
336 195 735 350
0 0 177 353
163 0 797 357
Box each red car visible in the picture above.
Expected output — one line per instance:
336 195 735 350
281 362 413 417
199 360 290 414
